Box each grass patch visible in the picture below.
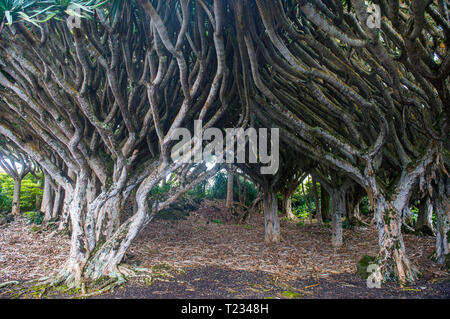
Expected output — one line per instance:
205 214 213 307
281 290 303 299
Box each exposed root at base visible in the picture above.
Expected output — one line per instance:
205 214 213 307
0 263 183 298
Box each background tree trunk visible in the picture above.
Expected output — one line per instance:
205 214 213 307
312 176 322 224
321 187 330 222
264 187 280 243
416 196 435 235
282 190 296 220
41 172 54 223
302 182 313 224
346 188 366 227
52 185 64 220
226 165 235 210
11 178 21 215
330 189 345 247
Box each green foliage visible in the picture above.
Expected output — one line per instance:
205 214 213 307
292 206 309 219
281 290 303 299
149 179 173 198
359 196 371 215
0 189 12 213
0 0 33 25
187 180 207 202
199 170 258 207
343 219 354 229
0 173 43 212
153 208 188 221
410 206 419 223
206 171 227 200
288 179 319 218
0 0 109 26
23 211 43 225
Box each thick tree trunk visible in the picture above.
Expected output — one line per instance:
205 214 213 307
83 206 149 281
11 178 21 215
330 189 345 247
263 187 280 243
374 196 419 284
282 190 296 220
58 171 90 287
312 176 322 224
416 196 435 235
94 196 122 245
321 187 330 222
83 167 163 281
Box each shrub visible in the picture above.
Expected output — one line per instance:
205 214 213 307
293 206 309 220
0 173 43 212
23 211 44 225
0 191 12 213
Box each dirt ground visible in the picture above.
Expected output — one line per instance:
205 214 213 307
0 203 449 299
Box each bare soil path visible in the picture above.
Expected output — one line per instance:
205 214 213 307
0 205 449 299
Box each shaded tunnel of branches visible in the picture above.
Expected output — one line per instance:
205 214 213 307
0 0 448 288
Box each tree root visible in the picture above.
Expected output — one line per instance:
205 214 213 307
0 280 20 288
0 263 183 298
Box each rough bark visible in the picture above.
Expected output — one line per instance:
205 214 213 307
58 171 90 287
433 174 449 266
374 198 419 284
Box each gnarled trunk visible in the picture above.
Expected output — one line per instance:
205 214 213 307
84 204 149 280
374 196 419 284
83 166 164 281
263 186 280 243
94 196 122 246
59 171 89 287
